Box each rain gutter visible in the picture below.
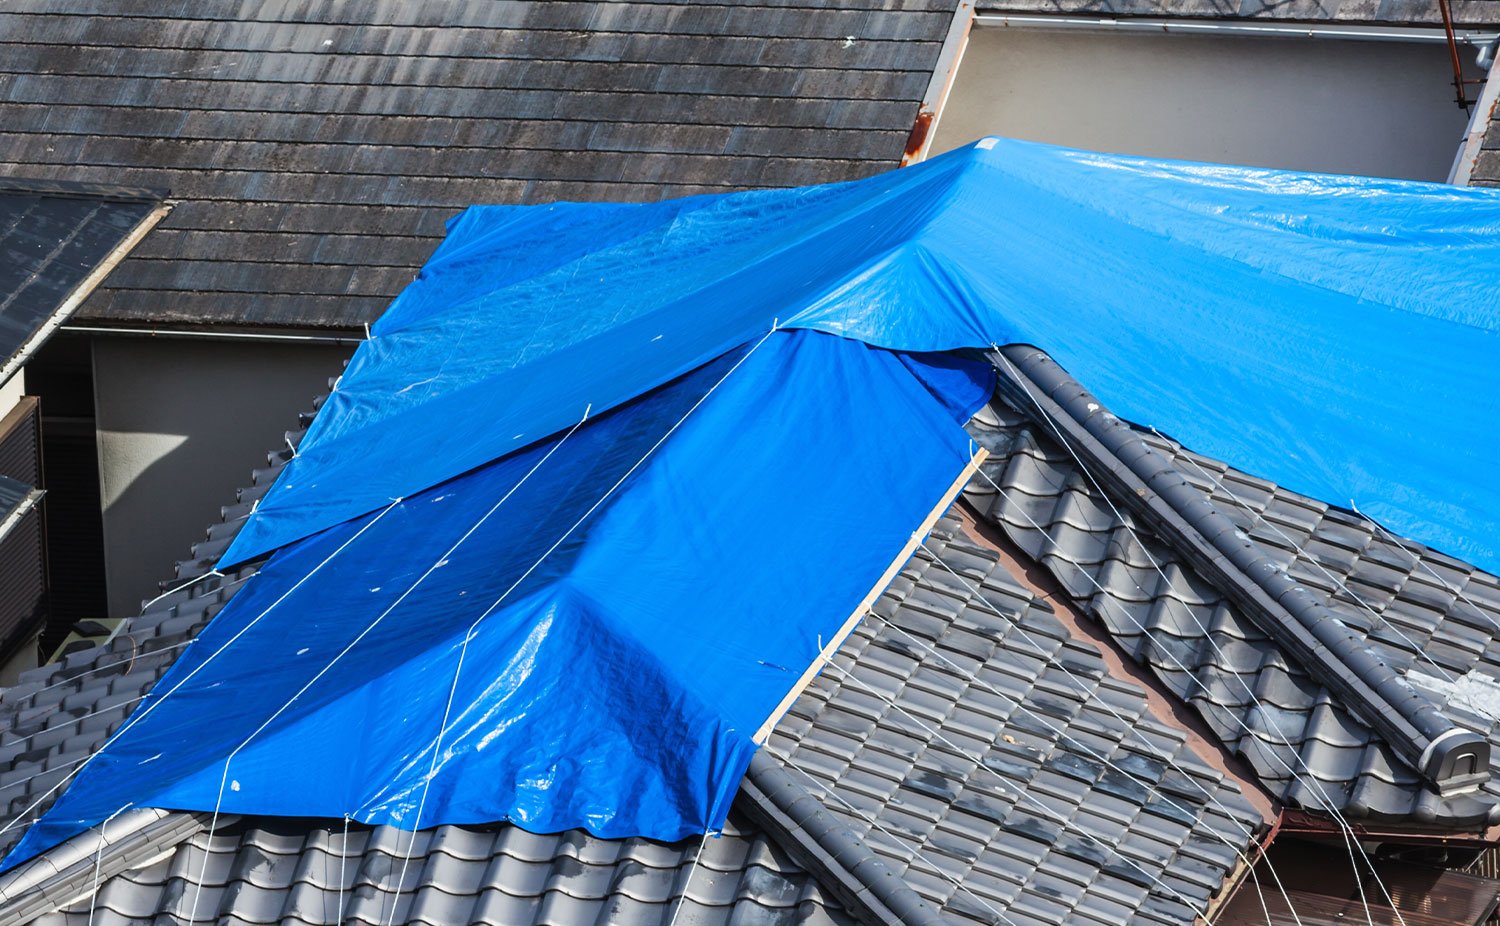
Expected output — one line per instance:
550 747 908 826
973 13 1500 45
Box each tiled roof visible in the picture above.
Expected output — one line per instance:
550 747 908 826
765 517 1263 925
1473 102 1500 187
0 1 959 330
8 350 1500 923
28 812 854 926
973 0 1500 25
965 394 1500 829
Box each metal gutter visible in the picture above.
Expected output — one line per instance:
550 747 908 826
973 13 1500 45
990 346 1490 794
60 324 367 346
739 752 948 926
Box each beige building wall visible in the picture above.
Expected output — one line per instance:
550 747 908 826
93 337 353 619
933 27 1479 181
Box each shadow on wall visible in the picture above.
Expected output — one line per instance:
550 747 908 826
92 337 354 620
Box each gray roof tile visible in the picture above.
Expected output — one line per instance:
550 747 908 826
32 813 855 926
966 393 1500 829
764 518 1263 925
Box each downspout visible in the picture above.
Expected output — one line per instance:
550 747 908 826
990 346 1490 795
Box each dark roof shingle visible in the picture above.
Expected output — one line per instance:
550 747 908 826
0 2 959 329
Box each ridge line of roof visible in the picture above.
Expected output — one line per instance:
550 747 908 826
989 345 1490 794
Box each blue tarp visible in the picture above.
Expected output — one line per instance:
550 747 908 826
7 330 991 866
13 136 1500 869
223 136 1500 575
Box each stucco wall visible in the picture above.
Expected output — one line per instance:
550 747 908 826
933 27 1479 181
93 337 352 619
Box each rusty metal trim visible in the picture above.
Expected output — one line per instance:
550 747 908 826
902 1 974 165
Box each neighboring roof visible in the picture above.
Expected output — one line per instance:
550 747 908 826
972 0 1500 24
0 180 164 380
966 389 1500 830
0 2 960 330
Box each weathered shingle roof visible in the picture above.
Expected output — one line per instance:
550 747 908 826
0 1 959 330
965 390 1500 830
0 179 163 376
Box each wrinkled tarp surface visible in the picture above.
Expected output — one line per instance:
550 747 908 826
222 136 1500 574
6 330 991 868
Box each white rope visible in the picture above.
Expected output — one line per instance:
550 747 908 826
974 463 1392 926
130 569 225 630
86 802 133 926
381 326 779 923
768 746 1022 926
24 638 193 700
0 498 406 846
1155 429 1457 685
338 814 350 925
1355 501 1500 635
665 828 714 926
985 360 1399 922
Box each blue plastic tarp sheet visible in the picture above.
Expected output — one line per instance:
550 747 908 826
221 136 1500 575
6 330 991 867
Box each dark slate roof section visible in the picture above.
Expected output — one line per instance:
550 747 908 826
763 515 1264 925
27 812 856 926
0 181 163 376
973 0 1500 25
0 1 960 330
964 395 1500 829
